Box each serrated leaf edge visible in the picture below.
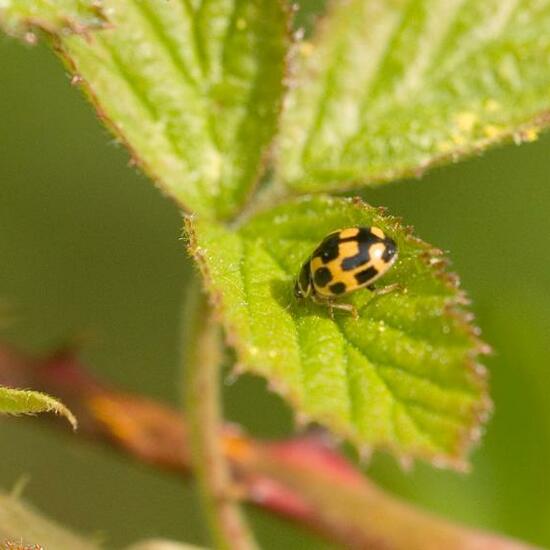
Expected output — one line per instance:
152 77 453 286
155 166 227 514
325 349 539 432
26 1 293 221
52 35 186 209
291 111 550 195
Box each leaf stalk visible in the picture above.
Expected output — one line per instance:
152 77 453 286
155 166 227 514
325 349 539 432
183 276 258 550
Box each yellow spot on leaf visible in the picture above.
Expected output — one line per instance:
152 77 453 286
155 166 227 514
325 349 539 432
483 124 504 139
522 127 539 142
484 99 501 112
451 133 466 146
437 140 454 153
236 18 247 30
454 111 477 133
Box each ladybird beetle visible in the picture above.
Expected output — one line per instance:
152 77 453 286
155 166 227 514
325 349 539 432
294 226 398 318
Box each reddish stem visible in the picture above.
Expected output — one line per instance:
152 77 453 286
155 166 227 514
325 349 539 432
0 344 540 550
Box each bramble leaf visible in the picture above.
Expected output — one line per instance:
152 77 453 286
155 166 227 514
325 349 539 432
0 386 77 429
276 0 550 194
187 196 490 469
0 0 289 219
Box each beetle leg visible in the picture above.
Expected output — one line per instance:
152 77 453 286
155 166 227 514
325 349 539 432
327 301 359 320
311 295 358 320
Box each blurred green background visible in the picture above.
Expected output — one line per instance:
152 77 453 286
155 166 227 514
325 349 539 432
1 4 550 549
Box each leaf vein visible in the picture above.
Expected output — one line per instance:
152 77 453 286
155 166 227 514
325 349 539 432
435 0 522 81
258 243 306 397
129 0 199 90
180 0 209 77
334 320 467 447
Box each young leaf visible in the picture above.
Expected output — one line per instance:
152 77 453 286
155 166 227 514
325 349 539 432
0 386 77 429
277 0 550 194
1 0 289 220
0 0 105 37
186 196 490 469
0 491 99 550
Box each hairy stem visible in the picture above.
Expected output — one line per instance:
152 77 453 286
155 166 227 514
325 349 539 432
183 277 258 550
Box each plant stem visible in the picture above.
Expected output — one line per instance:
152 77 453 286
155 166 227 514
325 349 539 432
183 276 258 550
0 342 539 550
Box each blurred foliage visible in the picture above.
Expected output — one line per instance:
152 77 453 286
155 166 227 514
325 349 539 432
0 490 100 550
278 0 550 193
0 490 207 550
1 4 550 550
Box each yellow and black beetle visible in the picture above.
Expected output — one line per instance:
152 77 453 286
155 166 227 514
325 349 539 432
294 227 398 318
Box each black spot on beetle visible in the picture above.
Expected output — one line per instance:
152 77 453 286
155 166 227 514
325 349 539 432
341 242 371 271
314 266 333 287
382 238 397 262
299 261 311 288
355 266 378 284
329 282 347 295
295 262 312 298
356 227 375 240
313 233 340 263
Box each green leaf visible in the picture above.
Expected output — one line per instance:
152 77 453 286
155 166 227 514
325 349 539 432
186 196 490 469
1 0 289 220
0 490 100 550
0 386 77 429
277 0 550 194
0 0 106 37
